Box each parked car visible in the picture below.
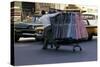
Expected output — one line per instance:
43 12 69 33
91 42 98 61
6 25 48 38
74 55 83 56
14 22 44 41
83 19 97 40
14 15 44 42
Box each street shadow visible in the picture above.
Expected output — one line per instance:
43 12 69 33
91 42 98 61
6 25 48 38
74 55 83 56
40 47 82 54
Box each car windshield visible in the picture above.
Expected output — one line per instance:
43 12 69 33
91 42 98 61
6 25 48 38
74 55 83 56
82 14 98 26
32 16 41 24
22 16 41 24
32 16 41 23
83 19 97 26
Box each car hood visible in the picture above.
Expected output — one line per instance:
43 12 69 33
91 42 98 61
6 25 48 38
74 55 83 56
14 23 43 29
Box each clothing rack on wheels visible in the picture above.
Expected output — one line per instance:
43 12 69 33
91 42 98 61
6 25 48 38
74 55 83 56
42 9 88 52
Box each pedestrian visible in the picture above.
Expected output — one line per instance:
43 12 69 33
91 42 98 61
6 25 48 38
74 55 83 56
39 11 60 49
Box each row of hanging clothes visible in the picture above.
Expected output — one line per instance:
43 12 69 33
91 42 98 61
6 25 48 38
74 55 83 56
50 12 88 40
43 11 88 51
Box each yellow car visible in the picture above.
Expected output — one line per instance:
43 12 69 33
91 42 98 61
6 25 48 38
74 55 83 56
84 19 97 40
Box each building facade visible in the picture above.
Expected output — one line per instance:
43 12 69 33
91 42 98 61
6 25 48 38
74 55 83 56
11 1 97 23
11 1 22 23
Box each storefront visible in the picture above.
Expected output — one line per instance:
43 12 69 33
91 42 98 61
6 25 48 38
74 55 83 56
11 1 35 22
11 1 97 23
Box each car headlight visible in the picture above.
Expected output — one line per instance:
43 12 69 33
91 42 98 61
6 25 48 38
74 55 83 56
32 26 34 29
38 30 42 34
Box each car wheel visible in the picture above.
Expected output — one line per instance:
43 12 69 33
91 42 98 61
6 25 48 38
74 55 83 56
15 36 20 42
88 34 93 40
35 37 42 41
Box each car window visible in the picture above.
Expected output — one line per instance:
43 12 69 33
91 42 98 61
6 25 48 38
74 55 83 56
32 16 41 24
83 19 97 26
88 20 97 26
32 17 36 23
82 20 88 26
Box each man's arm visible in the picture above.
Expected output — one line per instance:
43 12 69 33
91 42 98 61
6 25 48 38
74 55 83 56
49 12 60 17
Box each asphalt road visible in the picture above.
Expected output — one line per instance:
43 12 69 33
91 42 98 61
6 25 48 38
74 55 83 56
14 37 97 66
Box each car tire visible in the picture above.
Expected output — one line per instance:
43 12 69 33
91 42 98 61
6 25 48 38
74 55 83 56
35 37 41 41
88 34 93 41
15 36 20 42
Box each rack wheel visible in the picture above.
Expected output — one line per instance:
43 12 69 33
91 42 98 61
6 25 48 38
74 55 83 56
73 48 75 52
73 45 82 52
80 47 82 51
55 45 60 50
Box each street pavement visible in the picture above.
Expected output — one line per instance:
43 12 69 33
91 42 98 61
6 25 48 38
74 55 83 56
14 37 97 66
